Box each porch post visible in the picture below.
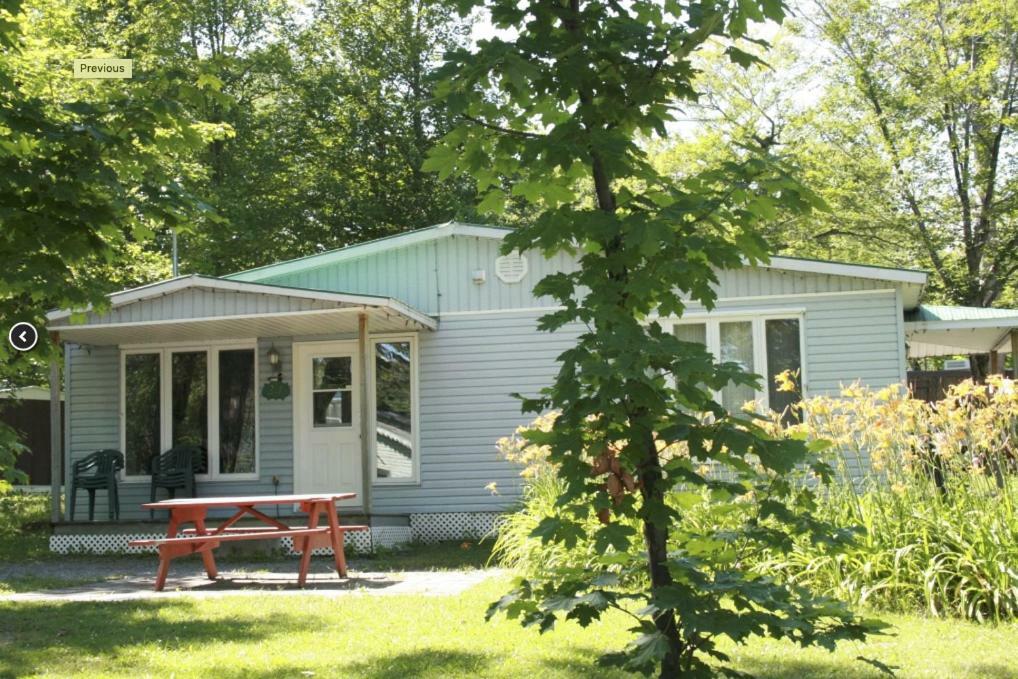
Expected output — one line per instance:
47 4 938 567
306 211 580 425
989 351 1000 375
358 311 372 513
1012 330 1018 379
48 332 62 524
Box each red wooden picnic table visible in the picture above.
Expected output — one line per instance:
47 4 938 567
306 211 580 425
129 493 366 591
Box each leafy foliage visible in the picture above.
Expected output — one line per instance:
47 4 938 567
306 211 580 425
128 0 479 274
429 1 879 675
0 0 210 479
652 0 1018 314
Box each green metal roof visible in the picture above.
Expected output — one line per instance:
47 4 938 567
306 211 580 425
905 304 1018 323
224 221 512 280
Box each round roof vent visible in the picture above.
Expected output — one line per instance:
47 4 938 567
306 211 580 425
495 251 528 284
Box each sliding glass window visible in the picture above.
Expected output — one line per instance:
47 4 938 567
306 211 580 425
171 351 208 473
219 349 256 474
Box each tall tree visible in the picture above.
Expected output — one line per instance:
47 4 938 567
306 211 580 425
650 33 922 270
0 0 208 478
814 0 1018 307
96 0 477 275
429 0 878 676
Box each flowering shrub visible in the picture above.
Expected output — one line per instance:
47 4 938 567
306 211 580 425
493 378 1018 622
758 377 1018 622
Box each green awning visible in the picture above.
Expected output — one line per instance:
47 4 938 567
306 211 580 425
905 304 1018 358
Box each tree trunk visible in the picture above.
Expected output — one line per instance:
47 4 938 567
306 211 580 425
970 353 989 382
637 427 684 676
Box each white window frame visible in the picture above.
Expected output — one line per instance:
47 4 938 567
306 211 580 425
664 310 807 411
368 334 421 486
119 340 260 482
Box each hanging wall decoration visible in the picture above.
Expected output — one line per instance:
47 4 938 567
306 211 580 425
261 344 291 400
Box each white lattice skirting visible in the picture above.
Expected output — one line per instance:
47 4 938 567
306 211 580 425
49 512 505 554
50 527 406 556
409 512 505 543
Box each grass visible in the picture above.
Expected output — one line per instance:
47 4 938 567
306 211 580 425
0 576 101 594
349 539 494 571
0 492 50 563
1 578 1017 678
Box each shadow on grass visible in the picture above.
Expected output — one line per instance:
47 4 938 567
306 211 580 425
0 599 292 677
740 658 887 679
333 649 492 679
739 656 1018 679
348 540 495 572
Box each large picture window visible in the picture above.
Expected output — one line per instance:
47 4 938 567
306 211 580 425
124 352 161 475
171 351 208 472
121 343 258 479
372 338 417 483
219 349 256 474
669 315 804 413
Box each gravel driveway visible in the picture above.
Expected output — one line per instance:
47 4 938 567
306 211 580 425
0 556 500 602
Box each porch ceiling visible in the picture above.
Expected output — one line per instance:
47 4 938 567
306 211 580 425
905 304 1018 358
46 275 436 345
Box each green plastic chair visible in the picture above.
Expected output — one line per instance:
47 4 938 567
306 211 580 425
70 449 124 521
149 444 204 517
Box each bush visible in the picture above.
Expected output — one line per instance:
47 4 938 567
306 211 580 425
0 491 48 536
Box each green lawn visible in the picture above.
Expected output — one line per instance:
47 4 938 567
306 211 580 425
2 578 1017 678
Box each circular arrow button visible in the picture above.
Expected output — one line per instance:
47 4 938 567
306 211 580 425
8 322 39 351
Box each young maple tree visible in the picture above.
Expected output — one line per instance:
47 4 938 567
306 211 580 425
428 0 883 676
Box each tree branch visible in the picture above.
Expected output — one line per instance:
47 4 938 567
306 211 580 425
460 113 546 140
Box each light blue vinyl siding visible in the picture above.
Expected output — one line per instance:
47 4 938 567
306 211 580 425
372 310 583 513
247 233 898 316
64 339 295 520
80 288 339 325
255 235 578 314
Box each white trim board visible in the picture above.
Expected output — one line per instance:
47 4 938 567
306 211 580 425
433 288 898 318
761 257 927 285
47 275 437 331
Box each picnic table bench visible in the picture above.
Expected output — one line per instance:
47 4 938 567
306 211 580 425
128 493 367 591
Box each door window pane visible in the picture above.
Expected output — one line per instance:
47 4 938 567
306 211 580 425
219 349 255 474
172 351 208 473
375 341 413 480
766 319 802 418
313 357 351 389
719 321 756 412
312 356 353 428
125 353 160 475
314 390 352 426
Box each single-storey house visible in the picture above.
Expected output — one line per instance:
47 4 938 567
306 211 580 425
45 222 1018 551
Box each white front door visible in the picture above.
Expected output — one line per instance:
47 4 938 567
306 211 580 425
293 341 362 502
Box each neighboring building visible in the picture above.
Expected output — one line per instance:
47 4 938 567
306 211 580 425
44 222 1018 549
0 386 63 487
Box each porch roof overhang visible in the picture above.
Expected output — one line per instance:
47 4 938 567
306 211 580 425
45 275 436 345
905 304 1018 358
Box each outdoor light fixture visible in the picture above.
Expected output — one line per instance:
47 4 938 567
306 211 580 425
267 344 280 370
